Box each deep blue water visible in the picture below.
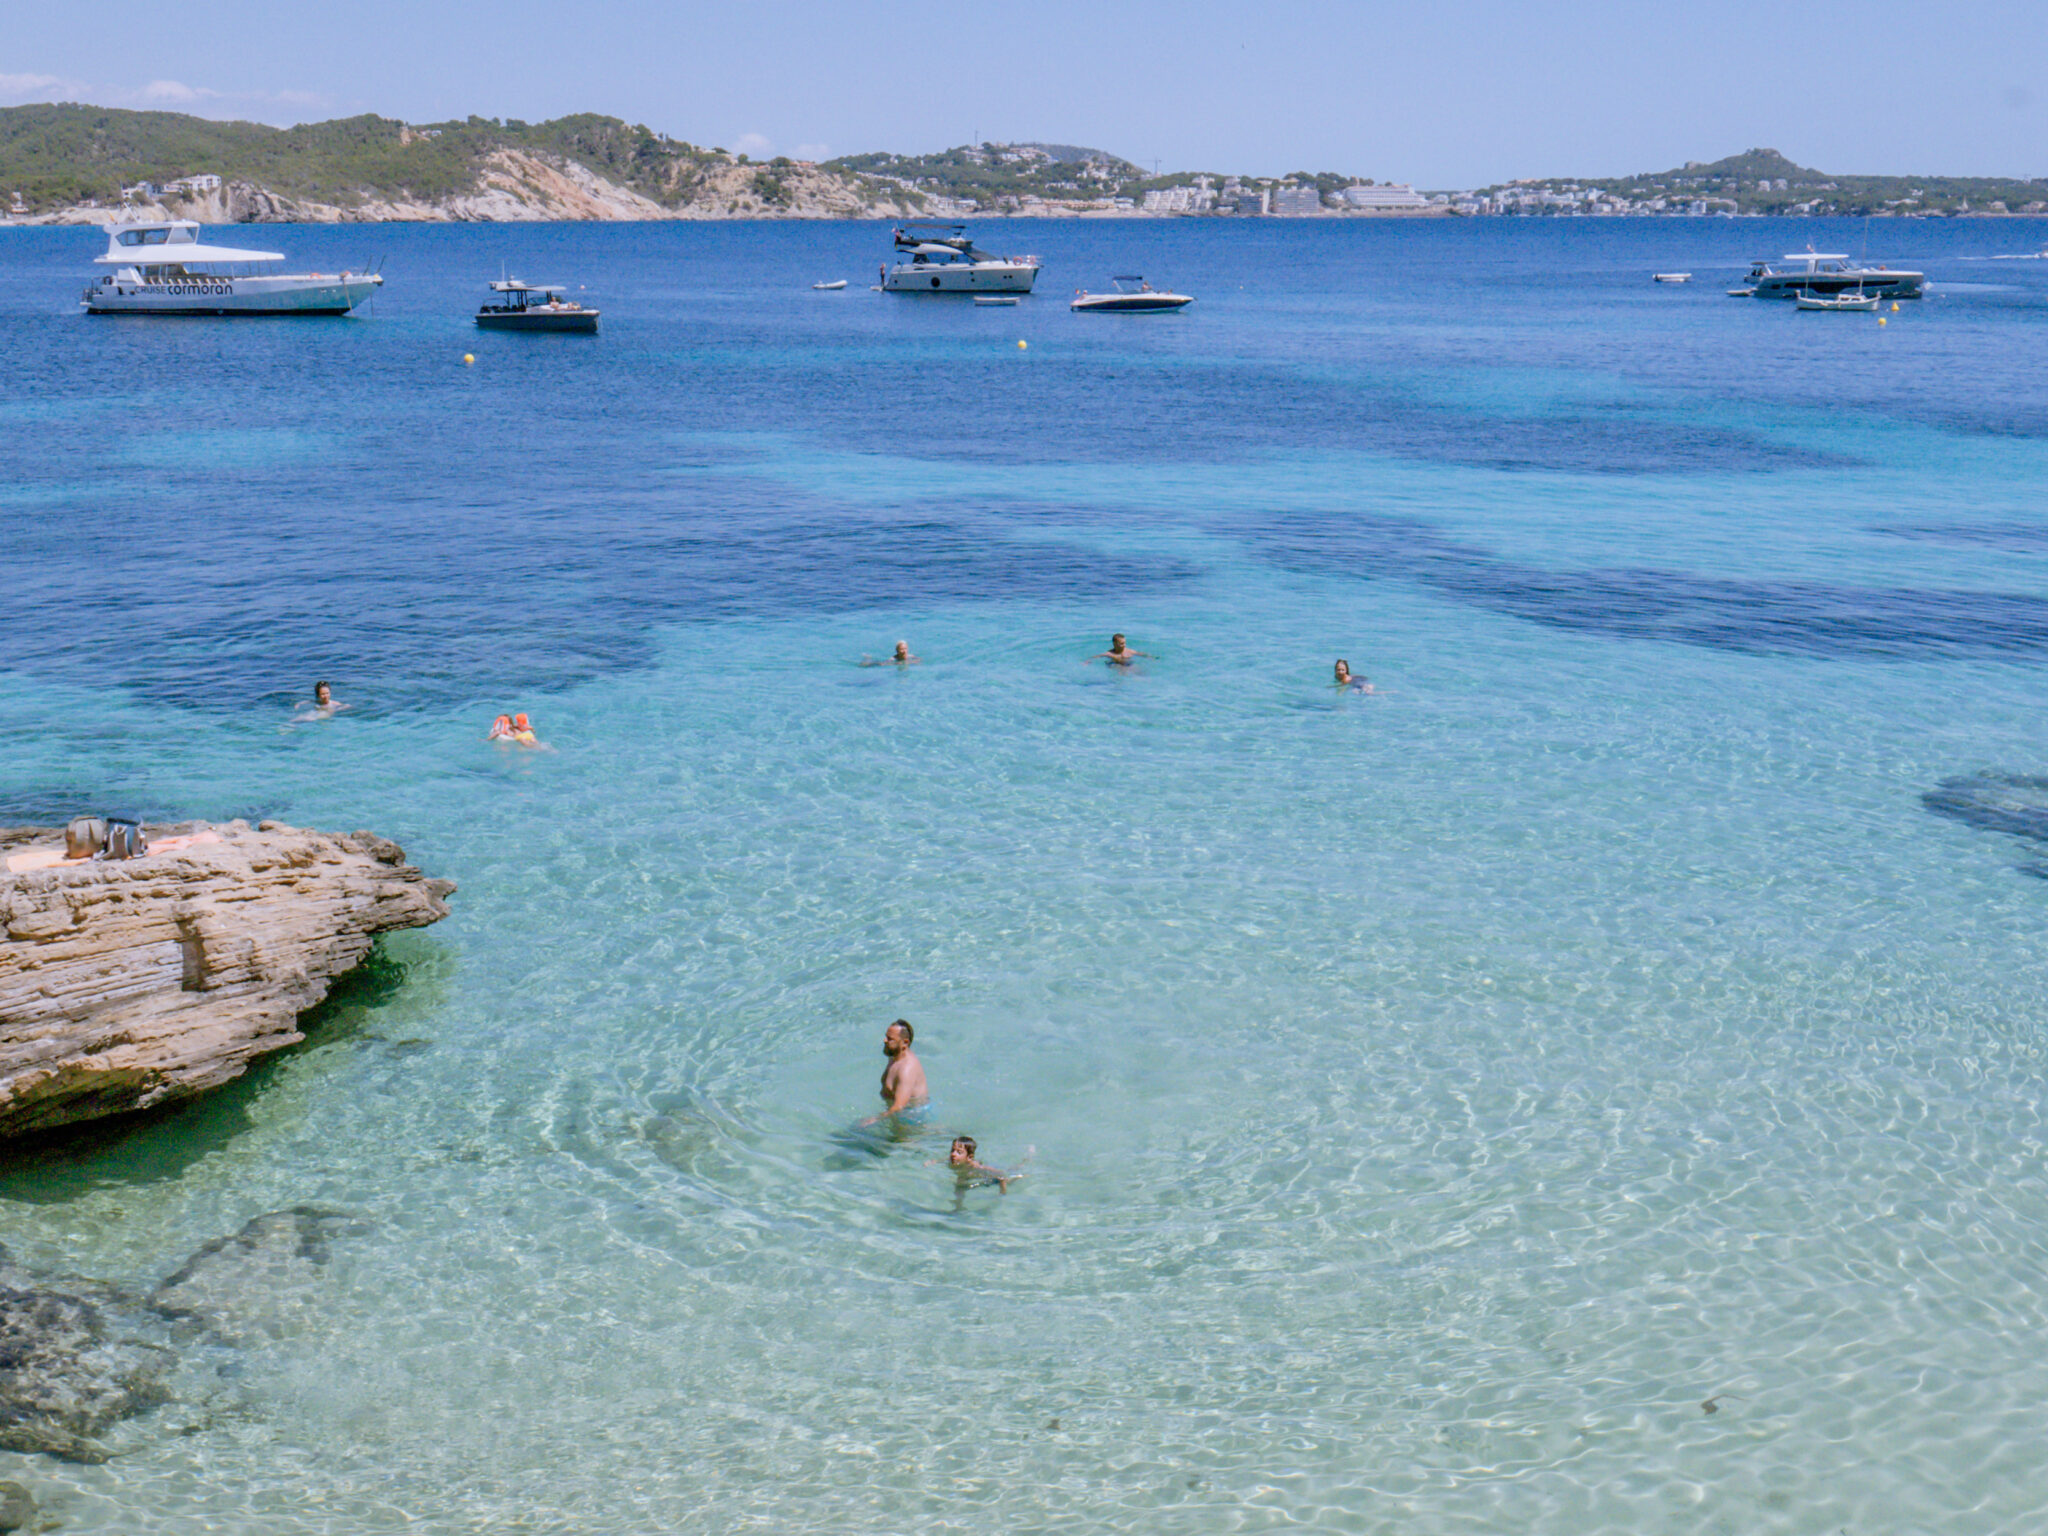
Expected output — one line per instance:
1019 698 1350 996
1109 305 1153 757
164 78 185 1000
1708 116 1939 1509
5 216 2048 1535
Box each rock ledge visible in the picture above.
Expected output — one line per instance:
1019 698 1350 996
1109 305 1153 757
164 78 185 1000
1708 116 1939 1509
0 821 454 1139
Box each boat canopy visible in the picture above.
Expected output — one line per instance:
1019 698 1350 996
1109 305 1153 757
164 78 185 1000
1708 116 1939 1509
97 221 281 263
489 280 566 293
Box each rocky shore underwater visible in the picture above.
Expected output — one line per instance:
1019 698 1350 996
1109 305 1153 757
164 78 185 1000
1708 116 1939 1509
1 820 452 1503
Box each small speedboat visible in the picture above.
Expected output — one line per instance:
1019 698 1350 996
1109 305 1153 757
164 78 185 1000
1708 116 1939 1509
1795 289 1880 312
1653 272 1692 283
973 294 1020 306
1726 287 1757 298
812 279 847 290
475 280 598 332
1070 275 1193 313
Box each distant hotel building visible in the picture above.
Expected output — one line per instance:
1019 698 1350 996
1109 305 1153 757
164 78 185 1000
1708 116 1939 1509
1272 185 1323 217
1340 182 1430 210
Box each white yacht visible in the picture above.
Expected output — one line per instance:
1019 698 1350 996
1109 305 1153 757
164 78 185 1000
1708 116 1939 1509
1735 251 1925 301
81 221 382 316
882 224 1039 293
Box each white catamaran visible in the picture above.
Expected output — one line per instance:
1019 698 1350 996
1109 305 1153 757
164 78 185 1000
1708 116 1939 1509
81 221 382 316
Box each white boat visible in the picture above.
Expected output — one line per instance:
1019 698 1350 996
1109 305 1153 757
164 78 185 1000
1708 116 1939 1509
1795 290 1881 312
1070 276 1194 313
1653 272 1692 283
475 280 598 333
81 220 381 316
972 295 1020 306
1738 251 1925 300
812 279 848 290
882 224 1039 293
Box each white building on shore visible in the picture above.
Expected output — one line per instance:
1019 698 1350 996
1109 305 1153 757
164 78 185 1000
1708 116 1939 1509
1340 182 1430 210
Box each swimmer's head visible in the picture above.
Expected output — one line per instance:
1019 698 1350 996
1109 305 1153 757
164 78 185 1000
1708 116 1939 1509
1334 660 1350 680
1111 633 1126 648
884 1018 913 1054
949 1136 977 1165
513 713 530 730
314 680 332 704
893 641 910 660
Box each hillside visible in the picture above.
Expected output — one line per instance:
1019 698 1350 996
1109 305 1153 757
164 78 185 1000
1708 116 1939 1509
1478 147 2048 216
0 104 923 221
0 105 1441 222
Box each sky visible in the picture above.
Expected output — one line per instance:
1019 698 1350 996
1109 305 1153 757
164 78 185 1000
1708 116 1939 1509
4 0 2046 187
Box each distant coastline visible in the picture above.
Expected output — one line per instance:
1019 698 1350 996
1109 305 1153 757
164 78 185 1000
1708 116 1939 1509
3 106 2044 226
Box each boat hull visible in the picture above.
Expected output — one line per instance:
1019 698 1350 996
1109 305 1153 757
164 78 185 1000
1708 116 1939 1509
884 262 1038 293
1071 294 1194 313
82 273 383 315
475 310 600 333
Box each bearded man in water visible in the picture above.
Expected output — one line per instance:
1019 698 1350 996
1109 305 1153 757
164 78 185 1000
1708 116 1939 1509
861 1018 928 1126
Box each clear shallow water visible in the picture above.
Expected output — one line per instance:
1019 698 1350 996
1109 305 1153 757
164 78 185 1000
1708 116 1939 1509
4 217 2048 1532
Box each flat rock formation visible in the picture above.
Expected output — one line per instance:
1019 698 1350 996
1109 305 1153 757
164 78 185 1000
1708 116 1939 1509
0 820 454 1140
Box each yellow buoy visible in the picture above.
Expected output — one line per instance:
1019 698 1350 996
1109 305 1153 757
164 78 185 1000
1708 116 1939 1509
1878 317 1887 326
1017 339 1028 350
463 353 475 365
1890 302 1900 312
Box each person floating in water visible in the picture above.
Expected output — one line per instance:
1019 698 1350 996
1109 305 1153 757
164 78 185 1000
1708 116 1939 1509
861 641 921 667
292 680 348 722
859 1018 928 1127
1332 660 1374 693
487 712 544 748
928 1135 1031 1199
1089 633 1150 668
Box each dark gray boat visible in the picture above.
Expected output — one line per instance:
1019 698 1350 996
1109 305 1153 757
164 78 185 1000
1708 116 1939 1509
475 280 600 333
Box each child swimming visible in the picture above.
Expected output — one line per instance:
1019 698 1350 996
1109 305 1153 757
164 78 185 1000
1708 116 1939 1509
928 1135 1032 1197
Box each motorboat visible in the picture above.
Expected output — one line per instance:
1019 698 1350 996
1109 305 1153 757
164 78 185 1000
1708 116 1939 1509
883 224 1039 293
475 281 598 333
812 279 847 290
973 295 1020 306
1653 272 1692 283
1738 251 1925 300
81 220 381 315
1795 290 1881 312
1070 276 1194 313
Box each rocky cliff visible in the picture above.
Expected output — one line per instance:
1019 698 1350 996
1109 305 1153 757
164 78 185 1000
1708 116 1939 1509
8 150 927 225
0 820 453 1140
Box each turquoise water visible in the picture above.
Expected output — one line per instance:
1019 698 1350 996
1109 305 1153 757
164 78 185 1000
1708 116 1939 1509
5 218 2048 1532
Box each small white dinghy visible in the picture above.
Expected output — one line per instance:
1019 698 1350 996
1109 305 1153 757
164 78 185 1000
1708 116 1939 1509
973 294 1021 306
1653 272 1692 283
812 279 848 290
1795 289 1880 312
